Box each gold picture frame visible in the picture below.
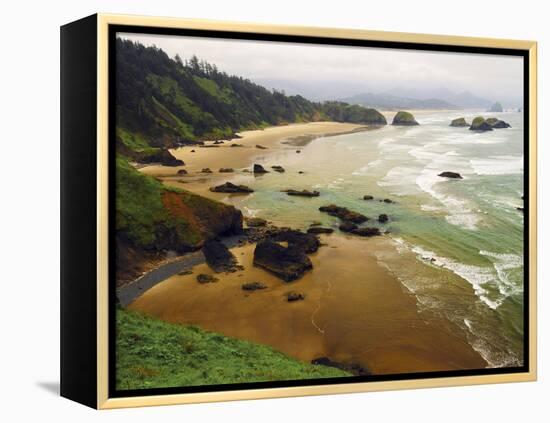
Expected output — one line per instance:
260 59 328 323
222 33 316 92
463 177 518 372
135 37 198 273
60 13 537 409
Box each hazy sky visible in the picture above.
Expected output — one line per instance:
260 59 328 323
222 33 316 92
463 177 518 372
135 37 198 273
119 32 523 104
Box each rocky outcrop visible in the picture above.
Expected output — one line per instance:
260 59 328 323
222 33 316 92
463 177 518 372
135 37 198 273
253 164 269 174
161 190 243 244
271 165 285 173
202 240 240 273
209 182 254 193
219 168 234 173
363 195 374 200
256 144 267 149
469 117 493 131
307 227 334 234
319 204 368 224
253 241 313 282
137 149 184 166
177 169 188 175
488 102 503 112
392 111 419 126
450 117 469 127
283 189 320 197
201 167 213 173
339 221 358 233
438 171 463 179
271 229 321 254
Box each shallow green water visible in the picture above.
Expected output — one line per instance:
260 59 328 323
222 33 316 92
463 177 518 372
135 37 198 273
221 110 525 368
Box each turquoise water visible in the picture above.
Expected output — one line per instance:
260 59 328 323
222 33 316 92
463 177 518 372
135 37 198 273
221 110 525 368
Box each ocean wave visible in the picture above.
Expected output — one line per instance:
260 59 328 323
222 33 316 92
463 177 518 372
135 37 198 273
396 238 523 310
470 155 524 175
416 169 480 230
352 159 383 176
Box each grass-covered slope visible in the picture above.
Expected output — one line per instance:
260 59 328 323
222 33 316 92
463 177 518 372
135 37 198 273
116 308 350 390
116 38 386 150
115 156 242 284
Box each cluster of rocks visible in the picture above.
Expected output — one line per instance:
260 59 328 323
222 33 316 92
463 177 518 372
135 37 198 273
253 229 320 281
363 195 395 204
450 116 511 131
202 239 243 273
318 204 388 237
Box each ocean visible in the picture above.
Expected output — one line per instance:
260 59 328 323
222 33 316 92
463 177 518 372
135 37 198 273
218 110 525 368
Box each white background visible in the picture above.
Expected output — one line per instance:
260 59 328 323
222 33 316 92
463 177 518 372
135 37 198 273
0 0 547 421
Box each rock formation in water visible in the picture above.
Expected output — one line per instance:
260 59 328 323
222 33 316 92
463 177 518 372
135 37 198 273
469 117 493 131
438 171 463 179
488 102 504 112
392 111 419 126
450 117 469 127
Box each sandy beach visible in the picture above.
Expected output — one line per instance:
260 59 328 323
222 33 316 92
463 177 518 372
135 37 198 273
139 121 371 198
129 234 486 374
129 121 488 374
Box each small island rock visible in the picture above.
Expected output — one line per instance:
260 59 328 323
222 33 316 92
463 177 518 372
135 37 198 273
392 111 419 126
438 171 463 179
450 117 469 127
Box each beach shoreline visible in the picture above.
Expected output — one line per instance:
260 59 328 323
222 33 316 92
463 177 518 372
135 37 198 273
126 120 488 375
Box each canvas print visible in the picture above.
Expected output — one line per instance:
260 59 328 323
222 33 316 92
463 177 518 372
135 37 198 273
113 31 525 392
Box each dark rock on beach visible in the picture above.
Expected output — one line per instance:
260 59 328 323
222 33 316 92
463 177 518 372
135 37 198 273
177 169 188 175
242 281 267 291
197 273 218 284
256 144 268 149
382 198 395 204
438 171 463 179
392 111 419 126
319 204 368 224
311 357 371 376
210 182 254 194
283 189 320 197
253 240 313 282
137 149 184 166
253 164 269 174
378 213 389 223
271 165 285 173
201 167 213 173
219 168 234 173
363 195 374 200
230 143 244 148
202 240 240 273
287 292 305 302
307 227 334 234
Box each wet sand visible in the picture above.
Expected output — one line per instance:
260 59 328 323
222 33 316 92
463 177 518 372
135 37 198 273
129 234 486 374
138 121 370 198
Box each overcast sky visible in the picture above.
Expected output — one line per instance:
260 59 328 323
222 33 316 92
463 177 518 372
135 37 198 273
119 32 523 104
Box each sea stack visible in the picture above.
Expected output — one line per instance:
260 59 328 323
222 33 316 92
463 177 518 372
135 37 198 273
392 111 419 126
469 117 493 131
486 118 511 129
488 102 504 112
450 117 469 127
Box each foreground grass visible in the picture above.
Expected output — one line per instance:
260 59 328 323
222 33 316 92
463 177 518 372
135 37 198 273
116 309 350 390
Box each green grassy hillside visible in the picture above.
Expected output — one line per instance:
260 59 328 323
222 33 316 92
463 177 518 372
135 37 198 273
116 38 386 150
116 308 350 390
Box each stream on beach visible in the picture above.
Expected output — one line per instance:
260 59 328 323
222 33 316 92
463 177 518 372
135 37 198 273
130 110 525 374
